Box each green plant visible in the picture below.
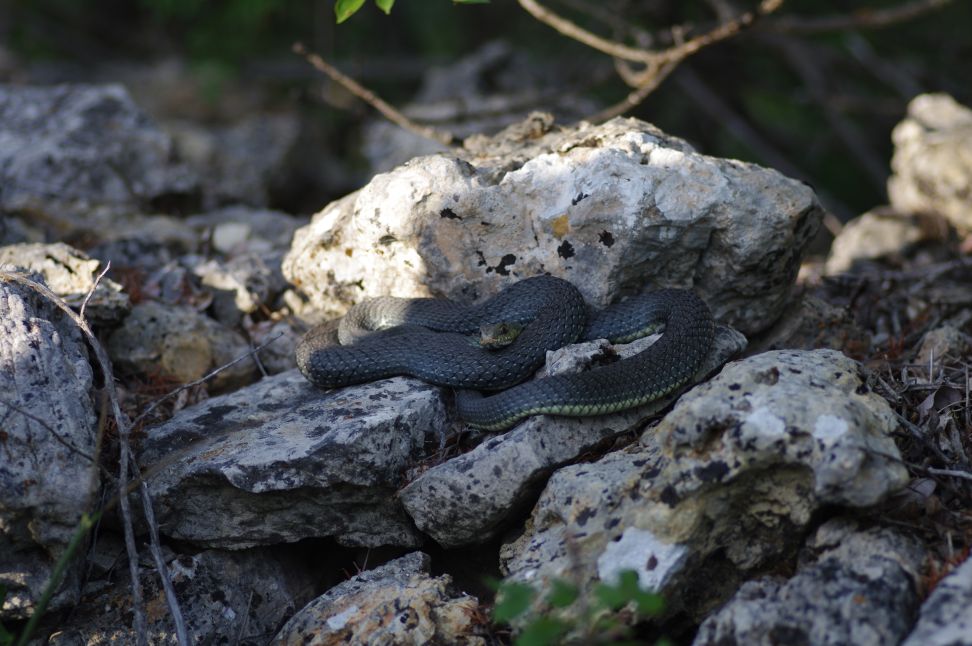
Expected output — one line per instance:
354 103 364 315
493 570 669 646
0 511 101 646
334 0 489 24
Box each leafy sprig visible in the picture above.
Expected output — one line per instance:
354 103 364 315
493 570 668 646
334 0 489 24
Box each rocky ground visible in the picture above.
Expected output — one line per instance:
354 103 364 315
1 61 971 646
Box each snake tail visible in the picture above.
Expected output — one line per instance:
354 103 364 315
454 289 713 431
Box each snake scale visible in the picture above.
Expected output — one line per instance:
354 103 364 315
296 275 714 431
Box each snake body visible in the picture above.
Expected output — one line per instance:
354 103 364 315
296 275 713 431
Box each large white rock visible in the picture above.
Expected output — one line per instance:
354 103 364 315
888 93 972 233
284 117 822 335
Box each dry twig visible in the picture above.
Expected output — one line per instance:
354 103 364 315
517 0 785 122
131 332 284 427
293 42 459 147
769 0 954 34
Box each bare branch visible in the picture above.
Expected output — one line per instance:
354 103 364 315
586 60 679 123
293 42 458 148
80 261 111 323
516 0 656 63
770 0 954 34
660 0 786 67
0 397 97 464
926 467 972 482
133 455 190 645
523 0 785 121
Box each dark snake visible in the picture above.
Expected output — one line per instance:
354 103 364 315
296 275 714 431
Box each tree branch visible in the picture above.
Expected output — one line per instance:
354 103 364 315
769 0 954 34
293 42 459 148
518 0 785 121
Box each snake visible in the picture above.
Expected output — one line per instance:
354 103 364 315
295 275 714 431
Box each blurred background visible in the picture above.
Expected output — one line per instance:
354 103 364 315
2 0 969 220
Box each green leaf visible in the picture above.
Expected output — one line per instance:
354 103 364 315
594 581 627 611
547 579 579 608
494 582 536 624
374 0 394 13
453 0 490 3
594 570 643 610
334 0 366 23
616 569 641 594
515 616 570 646
634 590 665 616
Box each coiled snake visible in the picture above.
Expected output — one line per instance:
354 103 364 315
296 275 713 431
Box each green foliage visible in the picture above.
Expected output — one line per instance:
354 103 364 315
335 0 366 23
335 0 486 23
493 570 667 646
494 581 536 624
0 511 101 646
594 570 665 615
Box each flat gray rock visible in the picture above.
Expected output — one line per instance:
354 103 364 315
139 369 446 549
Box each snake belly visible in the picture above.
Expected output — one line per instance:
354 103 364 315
295 275 713 431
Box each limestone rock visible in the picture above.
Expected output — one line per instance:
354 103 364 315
0 275 98 619
274 552 486 645
48 547 312 645
824 209 927 274
85 214 199 271
0 242 130 326
914 325 971 367
184 206 308 258
500 349 909 621
693 519 925 646
0 83 199 229
399 324 746 548
139 370 445 549
888 93 972 232
653 349 909 557
903 552 972 646
284 116 822 334
193 253 276 326
106 300 256 392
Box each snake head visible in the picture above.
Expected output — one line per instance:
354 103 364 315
478 321 524 349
